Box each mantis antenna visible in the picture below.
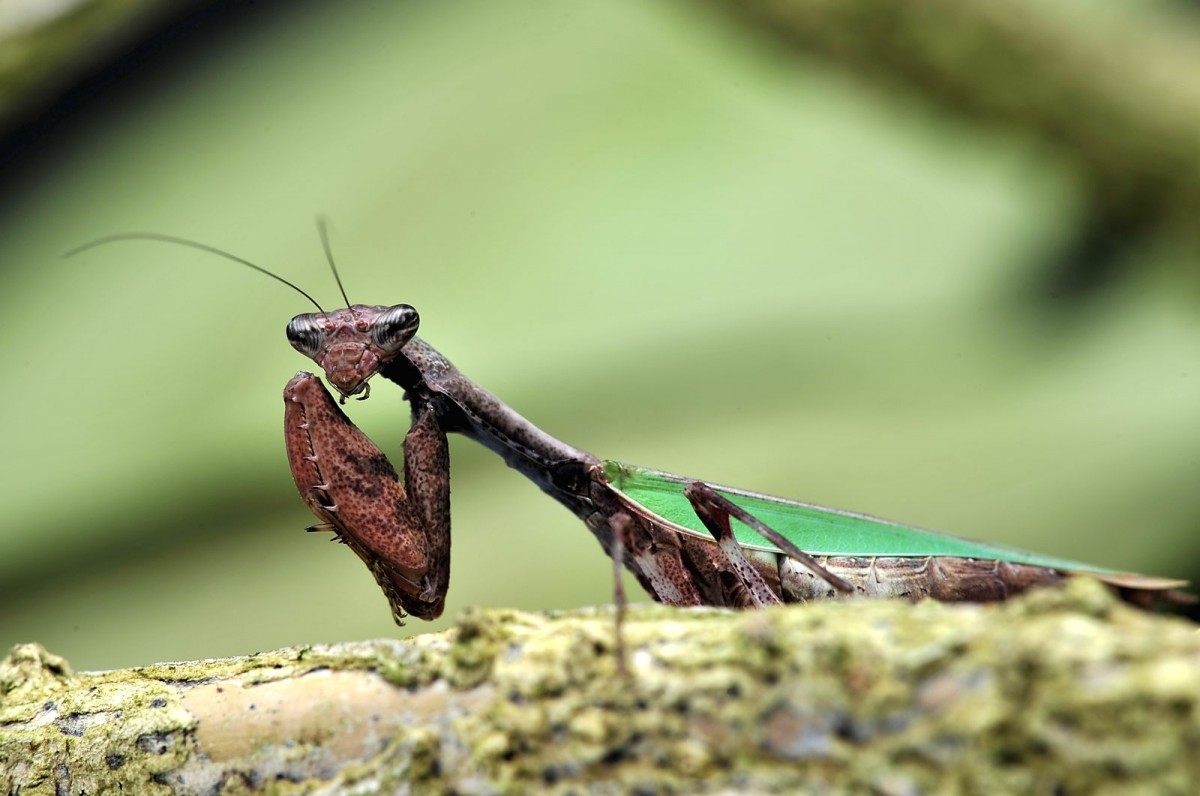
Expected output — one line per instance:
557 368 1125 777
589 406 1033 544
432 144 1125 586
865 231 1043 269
64 232 327 313
316 217 352 308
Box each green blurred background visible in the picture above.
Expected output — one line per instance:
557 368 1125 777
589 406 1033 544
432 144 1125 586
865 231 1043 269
2 1 1198 672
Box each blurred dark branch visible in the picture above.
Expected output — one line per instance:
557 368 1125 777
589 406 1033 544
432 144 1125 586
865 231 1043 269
718 0 1200 295
8 1 1200 296
0 0 180 133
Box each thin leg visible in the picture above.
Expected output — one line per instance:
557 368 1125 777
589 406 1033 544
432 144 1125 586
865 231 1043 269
610 512 631 677
684 481 855 599
683 483 783 608
613 510 706 608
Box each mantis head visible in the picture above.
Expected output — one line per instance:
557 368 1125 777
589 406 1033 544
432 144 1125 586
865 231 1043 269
65 220 417 401
286 304 420 400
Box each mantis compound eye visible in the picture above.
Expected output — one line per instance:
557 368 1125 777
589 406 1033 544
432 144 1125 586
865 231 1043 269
371 304 420 354
286 314 326 358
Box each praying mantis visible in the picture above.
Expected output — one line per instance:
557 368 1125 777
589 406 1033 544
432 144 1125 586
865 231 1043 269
68 232 1191 624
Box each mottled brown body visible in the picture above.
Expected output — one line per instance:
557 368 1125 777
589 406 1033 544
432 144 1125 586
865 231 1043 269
755 551 1066 604
280 305 1188 622
582 485 1071 610
59 233 1189 622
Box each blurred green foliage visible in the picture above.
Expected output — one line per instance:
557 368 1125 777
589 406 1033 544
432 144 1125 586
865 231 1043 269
1 1 1198 671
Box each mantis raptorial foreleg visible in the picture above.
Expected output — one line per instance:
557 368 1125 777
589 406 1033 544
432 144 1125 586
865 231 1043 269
284 371 451 623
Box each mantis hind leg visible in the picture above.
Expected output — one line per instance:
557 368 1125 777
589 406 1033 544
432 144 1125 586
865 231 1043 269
684 481 855 606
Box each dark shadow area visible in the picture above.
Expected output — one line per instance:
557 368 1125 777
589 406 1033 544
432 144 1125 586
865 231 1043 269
0 481 296 604
0 0 318 214
1030 192 1162 306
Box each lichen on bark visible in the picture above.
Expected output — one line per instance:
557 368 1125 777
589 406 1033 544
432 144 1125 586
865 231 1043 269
2 578 1198 794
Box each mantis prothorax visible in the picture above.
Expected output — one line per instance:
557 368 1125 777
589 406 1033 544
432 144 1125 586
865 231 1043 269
68 231 1192 624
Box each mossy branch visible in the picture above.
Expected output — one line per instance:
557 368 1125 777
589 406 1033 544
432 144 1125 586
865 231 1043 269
3 579 1198 794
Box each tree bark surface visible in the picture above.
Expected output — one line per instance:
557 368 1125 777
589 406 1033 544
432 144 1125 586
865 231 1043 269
2 578 1198 794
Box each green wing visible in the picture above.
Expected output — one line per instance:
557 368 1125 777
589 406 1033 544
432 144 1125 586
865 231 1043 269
602 461 1117 574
